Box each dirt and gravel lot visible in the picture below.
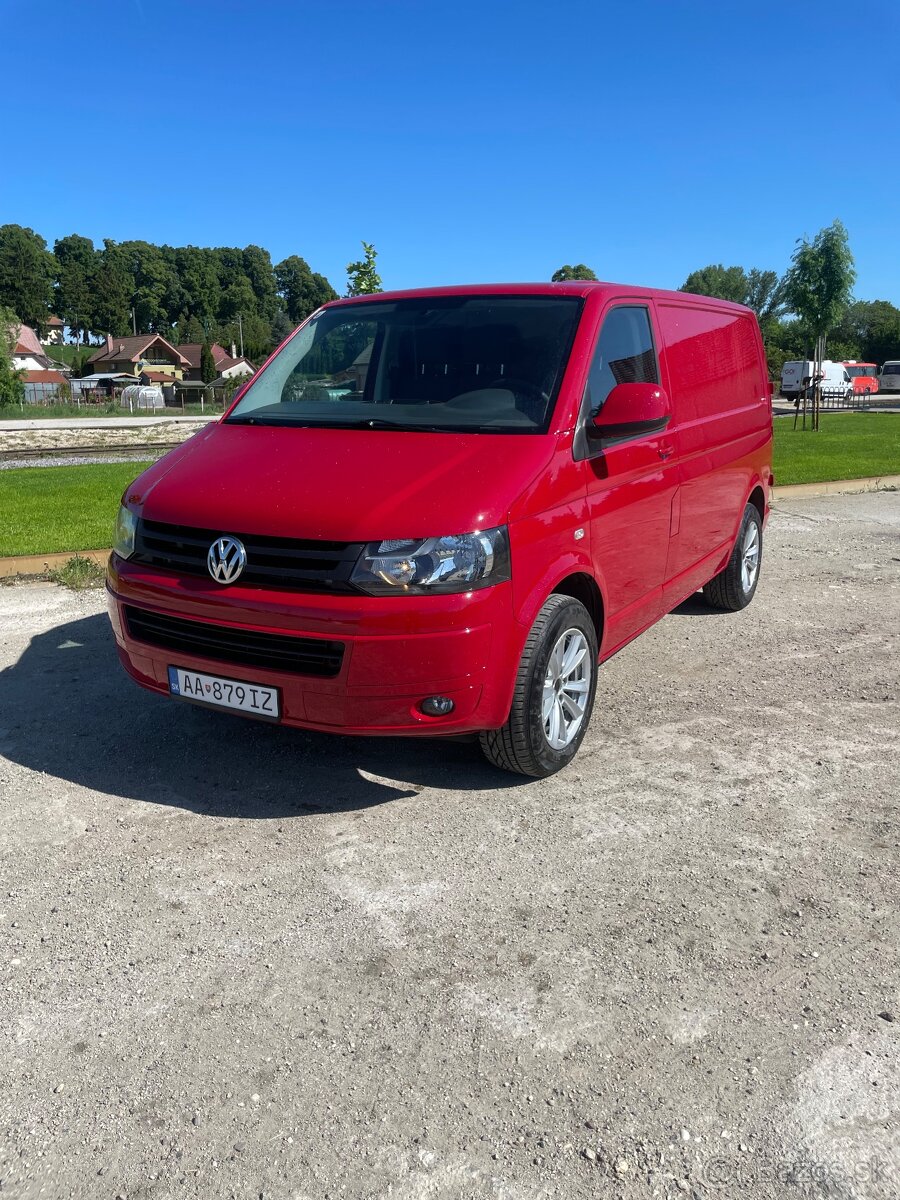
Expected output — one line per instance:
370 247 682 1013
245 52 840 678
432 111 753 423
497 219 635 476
1 492 898 1200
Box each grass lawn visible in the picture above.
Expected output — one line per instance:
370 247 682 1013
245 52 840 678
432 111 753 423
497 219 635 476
44 344 95 366
773 411 900 486
0 463 153 557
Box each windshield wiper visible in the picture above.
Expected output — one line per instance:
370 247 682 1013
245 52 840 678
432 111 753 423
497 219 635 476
226 415 299 426
342 417 448 431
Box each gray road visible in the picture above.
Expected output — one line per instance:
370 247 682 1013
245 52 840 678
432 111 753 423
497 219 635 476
1 493 898 1200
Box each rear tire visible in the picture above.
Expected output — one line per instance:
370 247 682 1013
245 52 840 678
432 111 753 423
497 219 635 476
703 503 763 612
479 594 598 778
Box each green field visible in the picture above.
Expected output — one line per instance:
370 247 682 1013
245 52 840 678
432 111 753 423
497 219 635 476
0 462 152 557
44 344 96 366
773 411 900 485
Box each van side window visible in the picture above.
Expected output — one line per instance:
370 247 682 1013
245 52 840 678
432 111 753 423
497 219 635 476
585 307 658 417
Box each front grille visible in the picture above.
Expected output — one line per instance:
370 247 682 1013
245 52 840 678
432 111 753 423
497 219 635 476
124 605 344 678
132 519 364 592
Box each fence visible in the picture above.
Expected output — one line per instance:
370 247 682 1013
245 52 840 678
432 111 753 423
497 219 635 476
13 381 232 415
784 388 892 413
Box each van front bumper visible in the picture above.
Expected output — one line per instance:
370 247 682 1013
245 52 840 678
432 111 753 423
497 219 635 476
106 556 520 735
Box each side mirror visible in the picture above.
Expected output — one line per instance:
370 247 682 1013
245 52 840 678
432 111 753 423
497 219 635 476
589 382 672 443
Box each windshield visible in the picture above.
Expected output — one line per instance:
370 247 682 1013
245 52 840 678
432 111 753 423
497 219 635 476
227 296 582 433
845 365 876 377
882 363 900 375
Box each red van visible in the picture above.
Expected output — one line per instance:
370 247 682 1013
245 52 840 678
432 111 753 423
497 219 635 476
842 362 879 396
107 283 772 776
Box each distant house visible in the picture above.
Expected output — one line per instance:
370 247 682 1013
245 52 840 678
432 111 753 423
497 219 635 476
9 322 67 395
11 323 56 372
87 333 189 381
4 322 68 399
39 316 65 346
176 343 255 383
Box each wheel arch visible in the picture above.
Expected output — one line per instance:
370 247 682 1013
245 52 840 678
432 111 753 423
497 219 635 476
550 571 605 647
747 483 766 524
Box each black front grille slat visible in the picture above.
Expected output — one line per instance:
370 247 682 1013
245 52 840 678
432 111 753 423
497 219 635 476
143 530 211 550
141 547 206 568
124 606 344 678
132 520 364 592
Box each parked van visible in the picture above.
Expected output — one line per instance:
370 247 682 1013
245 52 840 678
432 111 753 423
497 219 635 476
780 359 852 402
817 361 853 400
107 284 773 777
843 362 879 396
780 359 815 398
880 361 900 392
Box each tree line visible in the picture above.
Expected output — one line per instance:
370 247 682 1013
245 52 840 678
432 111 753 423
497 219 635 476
678 220 897 377
559 221 900 377
4 213 898 388
0 223 367 367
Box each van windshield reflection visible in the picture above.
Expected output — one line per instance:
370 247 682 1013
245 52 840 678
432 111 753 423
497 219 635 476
226 296 582 433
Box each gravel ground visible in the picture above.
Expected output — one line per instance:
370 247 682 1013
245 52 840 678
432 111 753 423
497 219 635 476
0 419 209 458
0 452 167 471
1 492 898 1200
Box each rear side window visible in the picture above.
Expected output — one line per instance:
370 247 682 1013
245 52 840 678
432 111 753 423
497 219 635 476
657 305 762 417
584 306 658 416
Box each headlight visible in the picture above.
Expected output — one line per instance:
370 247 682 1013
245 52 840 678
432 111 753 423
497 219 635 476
113 505 138 560
351 526 510 595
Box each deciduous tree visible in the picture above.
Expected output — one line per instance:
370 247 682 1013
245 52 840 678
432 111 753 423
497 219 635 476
782 220 856 342
551 264 598 282
275 255 338 321
346 242 382 296
91 240 134 336
53 234 97 343
835 300 900 365
680 264 749 305
0 305 25 407
0 225 54 332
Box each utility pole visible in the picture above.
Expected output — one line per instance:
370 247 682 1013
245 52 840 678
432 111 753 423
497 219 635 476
131 307 137 335
238 313 244 358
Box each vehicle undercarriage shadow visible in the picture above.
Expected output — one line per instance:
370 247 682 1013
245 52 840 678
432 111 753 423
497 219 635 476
669 592 729 617
0 612 525 818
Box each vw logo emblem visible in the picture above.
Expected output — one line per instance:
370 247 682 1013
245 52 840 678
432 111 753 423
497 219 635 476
207 536 247 584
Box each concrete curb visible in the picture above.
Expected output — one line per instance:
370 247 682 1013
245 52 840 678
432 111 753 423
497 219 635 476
773 474 900 499
0 549 110 580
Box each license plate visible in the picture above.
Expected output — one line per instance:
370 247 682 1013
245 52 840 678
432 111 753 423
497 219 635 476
167 666 280 720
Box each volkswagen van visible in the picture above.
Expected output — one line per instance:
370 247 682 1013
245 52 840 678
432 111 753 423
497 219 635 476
107 283 772 777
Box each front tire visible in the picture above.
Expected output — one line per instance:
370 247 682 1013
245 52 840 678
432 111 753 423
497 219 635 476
479 594 598 777
703 503 763 611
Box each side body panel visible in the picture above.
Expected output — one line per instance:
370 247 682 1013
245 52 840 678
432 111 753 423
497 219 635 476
654 299 772 605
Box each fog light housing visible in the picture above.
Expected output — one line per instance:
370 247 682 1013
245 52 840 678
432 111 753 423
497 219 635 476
419 696 455 717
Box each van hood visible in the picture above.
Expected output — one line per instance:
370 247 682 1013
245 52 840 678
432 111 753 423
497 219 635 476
128 422 556 541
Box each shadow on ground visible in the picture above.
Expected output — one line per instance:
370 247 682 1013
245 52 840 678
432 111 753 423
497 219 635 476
0 613 525 817
669 593 729 617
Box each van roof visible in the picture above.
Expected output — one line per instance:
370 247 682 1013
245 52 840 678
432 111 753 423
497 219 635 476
323 282 756 315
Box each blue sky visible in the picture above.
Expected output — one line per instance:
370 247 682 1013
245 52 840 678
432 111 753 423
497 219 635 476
2 0 898 302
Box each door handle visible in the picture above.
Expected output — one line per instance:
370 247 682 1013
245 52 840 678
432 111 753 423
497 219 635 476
658 443 675 460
